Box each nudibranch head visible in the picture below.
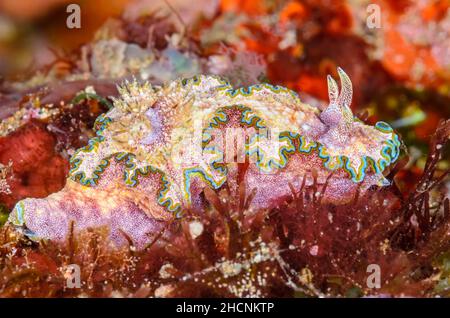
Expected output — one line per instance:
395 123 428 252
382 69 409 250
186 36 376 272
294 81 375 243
9 69 401 248
316 67 401 183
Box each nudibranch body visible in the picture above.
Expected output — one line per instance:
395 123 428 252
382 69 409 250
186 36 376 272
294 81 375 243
9 68 401 248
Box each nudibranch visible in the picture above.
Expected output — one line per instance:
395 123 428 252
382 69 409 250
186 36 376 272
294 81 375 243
8 68 401 248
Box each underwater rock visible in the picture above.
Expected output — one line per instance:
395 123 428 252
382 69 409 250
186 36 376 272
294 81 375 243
8 68 401 248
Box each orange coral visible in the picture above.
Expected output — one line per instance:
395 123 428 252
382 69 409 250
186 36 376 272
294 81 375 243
220 0 271 16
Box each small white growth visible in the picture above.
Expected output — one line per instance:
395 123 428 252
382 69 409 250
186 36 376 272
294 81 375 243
154 284 175 298
189 220 204 239
84 85 97 95
159 263 175 279
219 261 243 278
328 212 333 224
309 245 319 256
